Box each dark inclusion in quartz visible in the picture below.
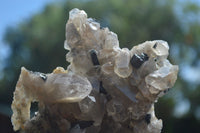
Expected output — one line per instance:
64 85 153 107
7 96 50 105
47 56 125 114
130 53 149 69
39 73 47 81
99 81 107 95
153 42 158 49
145 114 151 124
90 49 100 66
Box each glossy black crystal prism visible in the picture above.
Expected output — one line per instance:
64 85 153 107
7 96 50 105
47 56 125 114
130 53 149 69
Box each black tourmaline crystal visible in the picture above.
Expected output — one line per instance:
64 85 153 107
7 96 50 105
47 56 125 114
145 114 151 124
90 49 100 66
130 53 149 69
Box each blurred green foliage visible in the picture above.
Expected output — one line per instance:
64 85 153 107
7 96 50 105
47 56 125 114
1 0 200 132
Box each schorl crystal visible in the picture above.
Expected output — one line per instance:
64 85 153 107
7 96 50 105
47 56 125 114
145 114 151 124
90 49 100 66
99 81 107 95
153 42 158 49
130 53 149 69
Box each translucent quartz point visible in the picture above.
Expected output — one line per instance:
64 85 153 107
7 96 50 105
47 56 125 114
114 48 132 78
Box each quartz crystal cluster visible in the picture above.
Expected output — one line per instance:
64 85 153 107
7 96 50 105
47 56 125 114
11 8 178 133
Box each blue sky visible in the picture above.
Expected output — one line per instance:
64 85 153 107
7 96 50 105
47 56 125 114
0 0 56 70
0 0 54 38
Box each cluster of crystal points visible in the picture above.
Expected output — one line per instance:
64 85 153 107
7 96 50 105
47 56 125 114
11 8 178 133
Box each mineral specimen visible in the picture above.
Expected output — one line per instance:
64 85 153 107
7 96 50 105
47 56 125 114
11 8 178 133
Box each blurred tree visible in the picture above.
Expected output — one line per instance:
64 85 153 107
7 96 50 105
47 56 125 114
1 0 200 132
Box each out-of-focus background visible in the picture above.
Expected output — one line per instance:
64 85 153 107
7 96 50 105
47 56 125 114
0 0 200 132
